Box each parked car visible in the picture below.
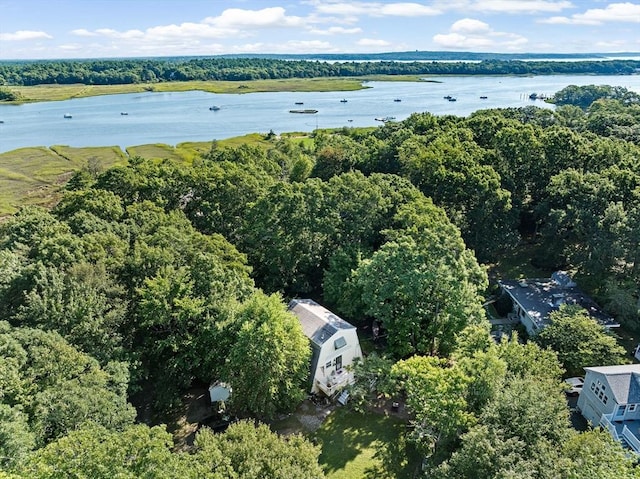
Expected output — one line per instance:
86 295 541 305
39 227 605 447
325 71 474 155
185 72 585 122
564 377 584 396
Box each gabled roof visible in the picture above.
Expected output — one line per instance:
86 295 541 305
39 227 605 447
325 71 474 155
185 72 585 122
584 364 640 405
499 271 617 330
288 299 356 347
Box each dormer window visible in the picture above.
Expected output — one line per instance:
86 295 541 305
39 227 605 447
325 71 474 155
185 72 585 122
334 336 347 350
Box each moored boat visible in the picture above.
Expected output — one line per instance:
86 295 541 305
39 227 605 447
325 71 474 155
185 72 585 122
63 113 72 119
340 99 348 103
120 112 128 115
393 98 401 102
289 109 318 114
209 105 221 111
480 95 488 99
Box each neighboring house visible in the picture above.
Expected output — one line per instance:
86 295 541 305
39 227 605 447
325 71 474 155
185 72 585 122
577 364 640 454
288 299 363 397
498 271 618 336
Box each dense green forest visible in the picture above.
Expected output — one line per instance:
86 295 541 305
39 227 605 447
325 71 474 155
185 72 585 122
1 57 640 86
1 84 640 478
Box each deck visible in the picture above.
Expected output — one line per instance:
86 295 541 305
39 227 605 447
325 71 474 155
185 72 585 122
601 414 640 453
315 369 354 398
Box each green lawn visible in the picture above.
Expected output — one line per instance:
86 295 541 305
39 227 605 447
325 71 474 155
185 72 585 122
313 408 420 479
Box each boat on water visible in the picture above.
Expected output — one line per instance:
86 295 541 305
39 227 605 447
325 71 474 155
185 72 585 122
294 102 304 105
63 113 72 119
340 99 348 103
448 97 457 102
120 112 128 115
209 105 221 111
289 109 318 114
375 116 396 122
444 95 452 100
393 98 402 102
480 96 488 99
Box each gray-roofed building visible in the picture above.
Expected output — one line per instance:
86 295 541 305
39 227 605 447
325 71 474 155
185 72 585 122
498 271 618 335
577 364 640 454
288 299 362 397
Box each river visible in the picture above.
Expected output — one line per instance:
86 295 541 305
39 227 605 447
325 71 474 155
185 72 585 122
1 74 640 154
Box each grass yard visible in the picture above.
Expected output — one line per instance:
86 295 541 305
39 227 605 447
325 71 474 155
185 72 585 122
486 242 553 285
313 408 420 479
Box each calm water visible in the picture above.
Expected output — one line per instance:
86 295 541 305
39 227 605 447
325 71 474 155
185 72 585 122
1 74 640 153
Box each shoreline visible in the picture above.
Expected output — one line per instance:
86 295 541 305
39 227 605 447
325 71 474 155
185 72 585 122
3 76 429 104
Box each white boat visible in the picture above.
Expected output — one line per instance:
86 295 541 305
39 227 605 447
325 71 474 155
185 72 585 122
209 105 221 111
63 113 72 119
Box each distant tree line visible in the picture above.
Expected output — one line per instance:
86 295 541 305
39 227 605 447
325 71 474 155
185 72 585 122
1 57 639 86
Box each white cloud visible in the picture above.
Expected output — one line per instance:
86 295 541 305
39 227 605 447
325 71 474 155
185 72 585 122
433 33 493 49
467 0 573 13
595 40 628 48
357 38 392 46
284 40 334 50
540 2 640 25
95 28 144 39
204 7 305 28
145 23 230 39
70 29 98 37
311 1 440 17
434 19 527 50
450 18 491 34
310 26 363 35
379 3 441 16
64 6 309 55
58 43 83 51
0 30 52 41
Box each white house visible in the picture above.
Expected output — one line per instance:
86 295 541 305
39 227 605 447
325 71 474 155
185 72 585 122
288 299 363 397
577 364 640 454
498 271 618 336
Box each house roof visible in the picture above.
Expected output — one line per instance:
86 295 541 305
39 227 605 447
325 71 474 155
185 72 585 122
584 364 640 405
288 299 356 347
499 272 617 330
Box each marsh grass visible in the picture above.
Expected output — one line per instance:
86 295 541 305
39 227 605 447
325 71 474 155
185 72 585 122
7 77 411 103
0 131 315 216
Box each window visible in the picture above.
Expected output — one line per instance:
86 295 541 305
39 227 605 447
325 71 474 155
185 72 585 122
326 361 332 369
593 380 608 405
334 336 347 350
630 404 637 412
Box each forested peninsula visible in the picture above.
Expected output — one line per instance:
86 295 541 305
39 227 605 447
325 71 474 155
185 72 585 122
1 57 640 87
1 84 640 478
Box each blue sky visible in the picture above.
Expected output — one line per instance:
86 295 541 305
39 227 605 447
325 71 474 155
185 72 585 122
1 1 639 59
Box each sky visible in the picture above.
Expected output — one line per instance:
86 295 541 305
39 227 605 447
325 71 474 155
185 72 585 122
1 0 639 60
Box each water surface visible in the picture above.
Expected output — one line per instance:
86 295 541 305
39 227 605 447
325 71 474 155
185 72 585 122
1 74 640 153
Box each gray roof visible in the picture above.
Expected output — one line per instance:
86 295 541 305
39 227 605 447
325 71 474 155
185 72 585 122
499 272 617 330
288 299 356 347
585 364 640 405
